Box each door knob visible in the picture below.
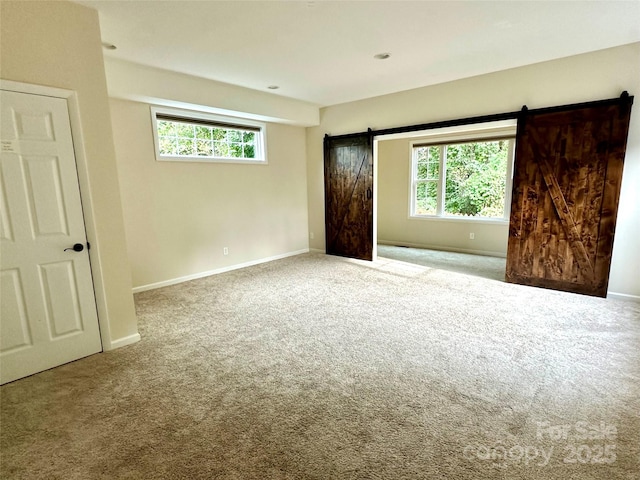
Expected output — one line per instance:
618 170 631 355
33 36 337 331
64 243 84 252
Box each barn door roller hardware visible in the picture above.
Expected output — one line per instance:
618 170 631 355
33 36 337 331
324 91 633 142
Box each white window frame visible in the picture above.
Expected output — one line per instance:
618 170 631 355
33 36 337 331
150 106 268 164
408 121 517 224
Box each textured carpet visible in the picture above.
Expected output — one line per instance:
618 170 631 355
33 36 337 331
377 244 507 281
1 253 639 479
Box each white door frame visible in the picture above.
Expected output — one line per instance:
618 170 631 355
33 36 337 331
0 79 113 349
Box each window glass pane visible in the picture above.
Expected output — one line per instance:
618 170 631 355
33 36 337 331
416 146 439 180
177 138 193 155
244 144 255 159
195 126 211 140
444 140 509 218
154 110 266 162
157 120 176 137
214 141 229 157
415 181 437 215
427 147 439 179
417 160 428 180
176 122 194 138
196 139 213 156
229 143 243 157
212 128 226 141
228 130 242 143
159 137 177 155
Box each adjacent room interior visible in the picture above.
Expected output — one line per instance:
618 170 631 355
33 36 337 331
374 121 517 280
1 1 639 479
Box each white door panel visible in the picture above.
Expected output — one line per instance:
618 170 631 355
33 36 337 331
0 90 102 384
0 268 32 352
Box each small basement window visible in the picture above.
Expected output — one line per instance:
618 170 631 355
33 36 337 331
151 107 267 163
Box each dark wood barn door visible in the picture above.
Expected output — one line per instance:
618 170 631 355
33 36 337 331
324 133 374 261
506 96 633 297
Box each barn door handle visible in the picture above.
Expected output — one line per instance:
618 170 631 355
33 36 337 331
64 243 85 252
366 188 372 199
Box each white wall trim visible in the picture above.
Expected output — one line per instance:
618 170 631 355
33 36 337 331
0 79 71 98
0 79 116 351
132 249 310 293
607 292 640 302
106 333 141 351
377 239 507 258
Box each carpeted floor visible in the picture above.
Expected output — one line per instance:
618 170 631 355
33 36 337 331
1 253 639 479
377 245 507 281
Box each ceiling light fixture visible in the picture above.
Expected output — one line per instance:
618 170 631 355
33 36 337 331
374 53 391 60
102 42 117 50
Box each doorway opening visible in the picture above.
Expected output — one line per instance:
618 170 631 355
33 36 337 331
324 93 632 297
0 81 105 384
373 120 516 282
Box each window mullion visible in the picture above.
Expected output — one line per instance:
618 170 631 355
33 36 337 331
410 147 418 215
191 125 197 156
437 145 446 216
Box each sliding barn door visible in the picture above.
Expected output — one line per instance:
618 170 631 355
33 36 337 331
324 133 374 261
506 95 633 297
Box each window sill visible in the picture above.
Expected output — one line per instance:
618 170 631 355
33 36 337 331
408 215 508 226
156 155 267 165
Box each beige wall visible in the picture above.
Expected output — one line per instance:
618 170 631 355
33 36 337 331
308 43 640 297
377 138 509 256
0 1 139 346
110 99 309 290
105 58 319 127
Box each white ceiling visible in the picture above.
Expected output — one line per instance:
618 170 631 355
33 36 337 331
77 0 640 107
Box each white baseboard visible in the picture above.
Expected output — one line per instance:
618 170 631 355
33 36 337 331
377 239 507 258
132 249 310 294
607 292 640 302
105 332 141 351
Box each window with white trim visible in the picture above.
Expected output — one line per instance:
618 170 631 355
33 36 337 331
151 107 267 163
410 125 516 221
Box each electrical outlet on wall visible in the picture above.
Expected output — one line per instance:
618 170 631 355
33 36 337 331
223 247 229 255
469 233 475 240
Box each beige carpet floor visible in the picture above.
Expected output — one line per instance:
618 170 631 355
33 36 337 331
1 252 639 479
376 245 507 281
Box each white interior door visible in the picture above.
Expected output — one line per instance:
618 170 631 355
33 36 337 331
0 89 102 384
